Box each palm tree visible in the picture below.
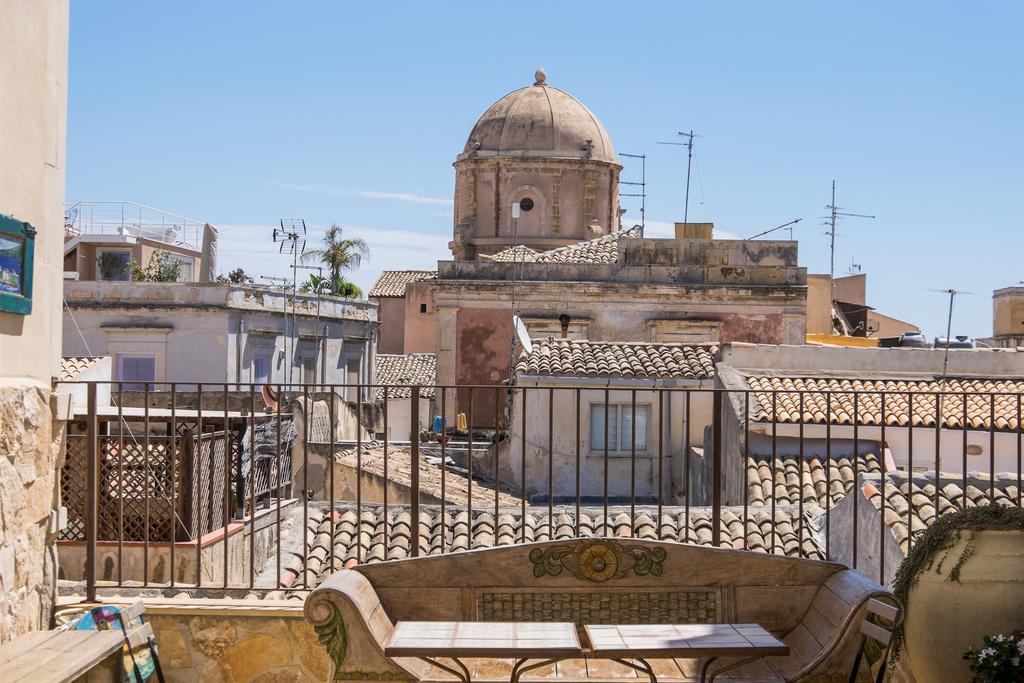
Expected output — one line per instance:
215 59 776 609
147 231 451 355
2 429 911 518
300 224 369 295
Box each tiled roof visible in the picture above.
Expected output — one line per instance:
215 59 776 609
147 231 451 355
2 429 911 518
745 376 1024 432
368 270 438 298
484 245 539 263
59 356 105 381
486 225 642 266
746 453 882 509
864 472 1022 554
280 504 822 590
515 339 717 380
333 443 524 509
374 354 437 400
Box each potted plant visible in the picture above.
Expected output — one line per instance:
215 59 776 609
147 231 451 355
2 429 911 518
963 632 1024 682
891 504 1024 683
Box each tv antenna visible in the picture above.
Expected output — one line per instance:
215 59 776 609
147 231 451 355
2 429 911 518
823 181 874 303
273 219 307 391
746 218 802 241
929 288 978 385
619 152 647 229
657 130 701 223
848 258 862 275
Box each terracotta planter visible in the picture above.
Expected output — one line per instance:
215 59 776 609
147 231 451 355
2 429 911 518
903 529 1024 683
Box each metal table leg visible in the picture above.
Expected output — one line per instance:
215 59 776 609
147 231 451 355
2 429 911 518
702 654 762 683
611 657 657 683
510 658 561 683
420 656 472 682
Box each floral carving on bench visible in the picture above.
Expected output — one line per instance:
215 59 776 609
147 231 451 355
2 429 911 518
529 539 667 581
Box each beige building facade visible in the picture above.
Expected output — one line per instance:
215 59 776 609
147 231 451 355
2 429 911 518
0 0 69 643
979 286 1024 348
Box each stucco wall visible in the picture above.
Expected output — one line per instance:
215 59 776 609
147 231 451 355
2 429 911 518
402 281 437 354
63 282 378 387
0 0 69 644
506 380 713 501
373 297 405 355
993 287 1024 338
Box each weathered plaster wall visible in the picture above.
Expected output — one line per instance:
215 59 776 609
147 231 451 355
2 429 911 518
455 158 620 255
993 287 1024 338
373 297 405 355
0 0 69 644
402 281 437 354
505 380 713 501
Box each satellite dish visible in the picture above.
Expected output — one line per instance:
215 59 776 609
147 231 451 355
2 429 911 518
512 315 532 354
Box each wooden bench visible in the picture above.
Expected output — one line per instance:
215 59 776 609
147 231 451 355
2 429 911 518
0 601 160 683
304 539 898 682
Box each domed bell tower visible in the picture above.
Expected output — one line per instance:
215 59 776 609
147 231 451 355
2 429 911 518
450 69 622 260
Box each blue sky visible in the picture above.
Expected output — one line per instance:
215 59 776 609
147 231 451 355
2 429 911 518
66 2 1022 339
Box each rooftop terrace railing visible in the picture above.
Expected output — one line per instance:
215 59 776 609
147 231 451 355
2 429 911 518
59 381 1024 599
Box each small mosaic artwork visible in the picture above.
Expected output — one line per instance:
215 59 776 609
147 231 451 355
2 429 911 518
479 590 717 625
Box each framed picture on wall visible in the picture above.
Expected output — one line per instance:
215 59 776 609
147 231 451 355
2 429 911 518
0 214 36 315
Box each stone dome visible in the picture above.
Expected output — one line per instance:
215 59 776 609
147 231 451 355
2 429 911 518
459 69 618 164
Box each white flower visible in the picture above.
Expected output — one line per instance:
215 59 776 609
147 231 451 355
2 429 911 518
1013 656 1020 666
1018 640 1024 656
982 647 997 659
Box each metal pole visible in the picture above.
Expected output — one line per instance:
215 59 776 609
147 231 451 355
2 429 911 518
86 383 98 602
711 389 723 547
410 385 420 558
684 130 694 223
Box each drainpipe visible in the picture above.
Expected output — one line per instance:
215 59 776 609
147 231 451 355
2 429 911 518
236 318 245 385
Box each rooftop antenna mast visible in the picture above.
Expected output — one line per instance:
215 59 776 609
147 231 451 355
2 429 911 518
929 287 978 386
745 218 802 241
619 152 647 229
657 130 701 222
824 180 874 304
273 219 307 392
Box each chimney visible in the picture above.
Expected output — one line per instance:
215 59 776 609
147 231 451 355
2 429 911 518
674 222 713 240
559 314 571 339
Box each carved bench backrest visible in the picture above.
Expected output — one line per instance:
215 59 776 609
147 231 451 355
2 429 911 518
306 570 427 681
765 569 896 681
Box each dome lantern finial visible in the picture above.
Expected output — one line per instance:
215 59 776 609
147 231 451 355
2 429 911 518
534 67 547 86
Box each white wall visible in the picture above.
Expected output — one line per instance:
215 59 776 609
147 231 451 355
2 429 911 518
507 378 713 501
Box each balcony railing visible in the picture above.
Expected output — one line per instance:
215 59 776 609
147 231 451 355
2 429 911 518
58 381 1024 599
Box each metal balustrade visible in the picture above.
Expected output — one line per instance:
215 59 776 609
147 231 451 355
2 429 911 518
59 381 1024 598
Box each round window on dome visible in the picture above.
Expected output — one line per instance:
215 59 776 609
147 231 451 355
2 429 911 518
519 198 535 212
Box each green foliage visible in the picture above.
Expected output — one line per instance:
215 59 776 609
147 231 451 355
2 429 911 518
964 633 1024 682
300 224 368 294
299 274 362 299
129 250 182 282
890 504 1024 662
216 267 252 284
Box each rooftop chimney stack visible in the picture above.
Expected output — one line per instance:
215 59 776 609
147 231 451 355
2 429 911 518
675 222 713 240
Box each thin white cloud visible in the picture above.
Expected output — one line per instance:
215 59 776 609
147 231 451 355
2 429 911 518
266 181 451 206
354 190 451 206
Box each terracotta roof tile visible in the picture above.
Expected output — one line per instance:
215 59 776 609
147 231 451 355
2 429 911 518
59 356 104 381
745 376 1024 432
281 503 822 589
746 453 882 508
374 354 436 400
487 225 642 265
368 270 437 298
516 339 717 380
862 472 1021 555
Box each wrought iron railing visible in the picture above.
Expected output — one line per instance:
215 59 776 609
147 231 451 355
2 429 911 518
59 381 1024 598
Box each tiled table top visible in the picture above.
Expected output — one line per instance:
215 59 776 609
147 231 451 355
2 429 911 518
584 624 789 658
386 621 582 658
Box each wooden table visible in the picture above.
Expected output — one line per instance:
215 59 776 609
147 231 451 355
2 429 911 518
0 629 127 682
386 621 582 683
585 623 789 683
